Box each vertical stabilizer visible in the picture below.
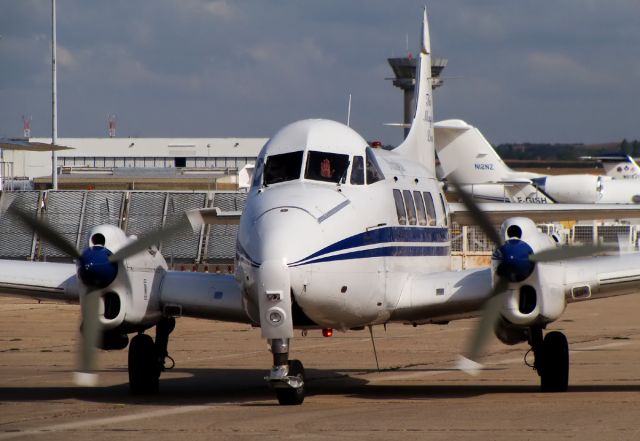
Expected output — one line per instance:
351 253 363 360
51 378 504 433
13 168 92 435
393 8 435 177
435 119 518 183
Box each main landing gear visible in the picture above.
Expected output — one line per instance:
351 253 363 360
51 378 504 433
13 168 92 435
128 317 176 395
265 338 306 405
528 327 569 392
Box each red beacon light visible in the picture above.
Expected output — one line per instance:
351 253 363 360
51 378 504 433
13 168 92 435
322 328 333 337
370 140 383 149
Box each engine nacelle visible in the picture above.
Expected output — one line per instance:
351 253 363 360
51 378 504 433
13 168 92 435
532 175 606 203
493 218 568 329
81 225 169 334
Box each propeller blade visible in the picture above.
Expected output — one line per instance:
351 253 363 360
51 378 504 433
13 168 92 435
108 216 191 263
447 177 502 246
462 277 510 365
8 205 81 260
74 289 102 386
529 244 618 263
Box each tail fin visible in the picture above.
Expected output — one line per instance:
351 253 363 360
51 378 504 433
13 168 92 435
581 153 640 179
434 119 515 184
393 7 436 177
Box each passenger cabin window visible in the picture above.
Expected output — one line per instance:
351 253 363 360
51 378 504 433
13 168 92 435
393 189 407 225
350 156 365 185
438 193 448 226
365 147 384 184
403 190 417 225
413 191 427 226
264 151 303 185
423 192 437 226
305 151 350 183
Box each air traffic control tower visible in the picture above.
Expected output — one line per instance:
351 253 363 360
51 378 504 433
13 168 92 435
388 56 447 138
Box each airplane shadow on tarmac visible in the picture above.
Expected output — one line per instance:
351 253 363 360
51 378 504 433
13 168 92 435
2 367 640 406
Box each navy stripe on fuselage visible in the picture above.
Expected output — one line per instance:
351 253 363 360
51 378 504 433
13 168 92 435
289 226 449 266
289 244 450 267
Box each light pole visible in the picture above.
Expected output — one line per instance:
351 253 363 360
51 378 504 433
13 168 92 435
51 0 58 190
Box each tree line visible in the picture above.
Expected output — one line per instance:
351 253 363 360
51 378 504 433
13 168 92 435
495 139 640 161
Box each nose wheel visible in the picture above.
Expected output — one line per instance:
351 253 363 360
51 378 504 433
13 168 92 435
265 338 305 405
274 360 305 405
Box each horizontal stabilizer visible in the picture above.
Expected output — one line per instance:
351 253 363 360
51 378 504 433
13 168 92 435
187 207 242 225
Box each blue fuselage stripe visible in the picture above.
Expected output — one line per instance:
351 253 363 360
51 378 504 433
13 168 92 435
288 226 449 267
291 244 450 266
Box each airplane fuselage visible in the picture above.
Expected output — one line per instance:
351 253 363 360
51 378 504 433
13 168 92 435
235 120 453 331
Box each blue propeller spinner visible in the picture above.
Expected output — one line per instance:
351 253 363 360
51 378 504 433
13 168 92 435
77 234 118 288
493 239 535 283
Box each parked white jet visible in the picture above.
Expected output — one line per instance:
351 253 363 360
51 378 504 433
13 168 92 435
436 120 640 203
581 153 640 180
3 9 640 406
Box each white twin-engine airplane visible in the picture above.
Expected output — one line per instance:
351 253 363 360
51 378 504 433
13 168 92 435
436 120 640 204
5 9 640 406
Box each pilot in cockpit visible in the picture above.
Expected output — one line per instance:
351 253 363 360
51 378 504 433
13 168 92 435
319 158 334 179
305 151 349 183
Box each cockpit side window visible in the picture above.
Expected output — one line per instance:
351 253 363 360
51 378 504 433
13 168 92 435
305 151 350 183
264 151 303 185
350 156 365 185
251 157 264 189
365 147 384 184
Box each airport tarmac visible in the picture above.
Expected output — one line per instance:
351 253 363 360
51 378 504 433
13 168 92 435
2 294 640 440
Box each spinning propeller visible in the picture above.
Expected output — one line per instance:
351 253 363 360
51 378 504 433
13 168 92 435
448 179 616 373
8 205 190 386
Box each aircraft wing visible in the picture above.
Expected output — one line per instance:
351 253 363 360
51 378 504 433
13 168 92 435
0 260 79 302
449 202 640 225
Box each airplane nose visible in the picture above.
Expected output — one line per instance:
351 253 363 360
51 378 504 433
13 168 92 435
250 207 320 264
242 207 320 337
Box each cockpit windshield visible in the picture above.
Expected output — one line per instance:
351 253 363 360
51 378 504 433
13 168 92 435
304 151 350 183
263 151 303 185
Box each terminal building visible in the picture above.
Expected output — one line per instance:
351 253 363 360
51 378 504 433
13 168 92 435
1 137 267 190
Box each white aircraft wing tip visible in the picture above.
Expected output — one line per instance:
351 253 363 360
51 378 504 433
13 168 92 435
74 371 99 387
455 355 483 376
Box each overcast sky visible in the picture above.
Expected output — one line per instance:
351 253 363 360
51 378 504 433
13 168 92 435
1 0 639 146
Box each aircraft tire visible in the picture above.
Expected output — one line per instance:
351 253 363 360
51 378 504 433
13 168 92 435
539 331 569 392
276 359 305 405
128 333 161 395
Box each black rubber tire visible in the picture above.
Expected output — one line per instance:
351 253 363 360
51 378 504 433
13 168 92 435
540 331 569 392
128 334 161 395
276 359 305 405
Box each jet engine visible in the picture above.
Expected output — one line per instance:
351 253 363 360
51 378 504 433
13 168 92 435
532 175 607 203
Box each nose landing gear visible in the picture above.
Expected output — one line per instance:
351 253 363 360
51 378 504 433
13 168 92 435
265 338 305 405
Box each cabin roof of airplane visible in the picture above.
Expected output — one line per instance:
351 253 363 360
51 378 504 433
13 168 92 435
260 119 369 157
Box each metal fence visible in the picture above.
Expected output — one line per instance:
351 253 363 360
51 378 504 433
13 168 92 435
0 190 244 264
1 190 638 267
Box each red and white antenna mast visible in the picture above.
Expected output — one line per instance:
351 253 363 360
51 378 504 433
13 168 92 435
22 115 32 138
108 114 117 137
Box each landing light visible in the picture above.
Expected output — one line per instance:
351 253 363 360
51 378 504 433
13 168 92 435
269 311 283 324
322 328 333 337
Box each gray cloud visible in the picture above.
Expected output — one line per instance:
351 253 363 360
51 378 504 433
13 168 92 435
1 0 639 145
